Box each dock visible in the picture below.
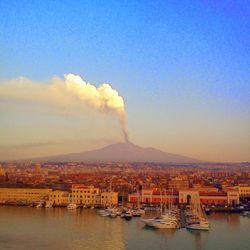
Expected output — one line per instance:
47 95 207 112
180 207 186 228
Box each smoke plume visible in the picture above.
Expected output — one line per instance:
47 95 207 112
0 73 129 142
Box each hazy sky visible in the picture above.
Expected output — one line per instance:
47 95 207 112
0 0 249 161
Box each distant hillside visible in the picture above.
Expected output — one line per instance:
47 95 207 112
29 141 199 163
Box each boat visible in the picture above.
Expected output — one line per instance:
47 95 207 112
36 202 44 208
98 209 110 216
142 213 179 228
242 211 250 217
205 207 210 215
143 189 180 229
186 201 210 231
142 216 161 227
151 219 178 229
109 211 118 218
137 208 145 215
98 208 117 217
186 219 210 231
123 211 133 220
116 208 123 216
100 211 110 217
131 209 142 217
133 189 145 216
45 203 52 208
67 203 77 210
109 208 118 218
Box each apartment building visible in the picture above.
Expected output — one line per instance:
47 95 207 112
69 184 118 206
0 188 52 203
70 184 100 205
238 185 250 197
101 192 118 206
49 190 70 206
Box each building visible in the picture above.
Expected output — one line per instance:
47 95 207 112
227 190 240 205
70 184 118 206
128 188 179 205
238 185 250 197
49 190 70 206
199 192 228 205
0 166 5 182
0 188 52 204
168 177 189 190
101 192 118 206
129 188 240 206
179 189 239 206
70 184 100 205
178 189 200 205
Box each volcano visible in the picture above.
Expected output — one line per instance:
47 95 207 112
33 141 198 163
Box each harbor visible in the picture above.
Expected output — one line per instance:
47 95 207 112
0 205 250 250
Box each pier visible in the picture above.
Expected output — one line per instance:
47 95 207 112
180 207 186 228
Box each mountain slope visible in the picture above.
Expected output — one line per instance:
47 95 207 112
35 142 198 163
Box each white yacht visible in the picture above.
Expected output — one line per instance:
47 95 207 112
151 219 178 229
186 202 210 231
125 211 133 220
242 211 250 217
109 211 118 218
122 210 132 220
186 219 210 231
98 208 116 217
67 203 77 210
142 190 180 229
131 209 142 217
100 211 110 217
45 203 52 208
142 216 162 227
138 208 145 215
143 215 178 228
142 213 178 227
36 202 44 208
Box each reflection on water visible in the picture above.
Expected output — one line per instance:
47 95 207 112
187 230 209 250
0 207 249 250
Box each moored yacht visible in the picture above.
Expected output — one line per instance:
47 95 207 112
186 219 210 231
36 202 44 208
151 219 178 229
143 213 179 228
67 203 77 210
123 211 132 220
242 211 250 217
45 203 52 208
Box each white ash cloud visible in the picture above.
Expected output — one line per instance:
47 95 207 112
0 73 129 142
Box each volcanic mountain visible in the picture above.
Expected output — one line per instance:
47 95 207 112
34 141 198 163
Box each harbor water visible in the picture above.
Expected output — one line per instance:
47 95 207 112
0 206 249 250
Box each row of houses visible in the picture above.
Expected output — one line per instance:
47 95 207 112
128 186 250 206
0 185 249 207
49 184 117 206
0 184 118 206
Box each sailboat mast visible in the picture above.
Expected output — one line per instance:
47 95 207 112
122 191 124 207
160 189 162 216
137 187 140 208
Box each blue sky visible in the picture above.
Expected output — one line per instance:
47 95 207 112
0 0 249 161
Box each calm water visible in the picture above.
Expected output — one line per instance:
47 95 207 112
0 206 250 250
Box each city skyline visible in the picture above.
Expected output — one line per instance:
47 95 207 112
0 1 250 162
